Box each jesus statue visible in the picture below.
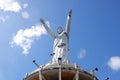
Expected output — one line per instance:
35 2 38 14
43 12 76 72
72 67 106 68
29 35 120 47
40 10 72 64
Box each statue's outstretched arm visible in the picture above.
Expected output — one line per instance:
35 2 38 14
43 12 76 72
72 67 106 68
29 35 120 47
40 18 56 38
65 9 72 36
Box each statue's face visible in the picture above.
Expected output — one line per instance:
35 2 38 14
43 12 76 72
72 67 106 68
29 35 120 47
57 27 63 34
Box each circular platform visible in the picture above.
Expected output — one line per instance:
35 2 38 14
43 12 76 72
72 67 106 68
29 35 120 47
23 64 98 80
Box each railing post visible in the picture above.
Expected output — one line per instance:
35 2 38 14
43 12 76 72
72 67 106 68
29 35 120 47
39 68 42 80
59 66 61 80
58 58 62 80
76 69 79 80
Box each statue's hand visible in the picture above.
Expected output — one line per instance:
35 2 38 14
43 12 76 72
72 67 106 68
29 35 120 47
40 18 45 24
68 9 72 17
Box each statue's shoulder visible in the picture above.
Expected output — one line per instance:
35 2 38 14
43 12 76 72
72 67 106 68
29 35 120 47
57 32 68 38
63 32 69 38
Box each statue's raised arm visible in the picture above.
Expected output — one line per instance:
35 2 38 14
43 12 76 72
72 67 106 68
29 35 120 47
40 18 56 39
65 9 72 36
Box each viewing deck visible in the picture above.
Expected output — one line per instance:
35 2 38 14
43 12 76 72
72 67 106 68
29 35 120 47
23 63 98 80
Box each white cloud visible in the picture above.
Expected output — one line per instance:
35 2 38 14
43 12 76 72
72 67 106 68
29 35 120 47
11 23 49 55
0 1 30 19
108 56 120 71
0 0 22 12
21 11 29 19
79 49 86 59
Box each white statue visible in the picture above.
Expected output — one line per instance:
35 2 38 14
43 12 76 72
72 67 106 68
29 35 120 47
40 10 72 64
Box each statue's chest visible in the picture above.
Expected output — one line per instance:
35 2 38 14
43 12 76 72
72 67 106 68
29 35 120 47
56 34 67 42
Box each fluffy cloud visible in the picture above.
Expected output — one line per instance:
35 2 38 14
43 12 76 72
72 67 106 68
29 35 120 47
79 49 86 59
11 23 49 55
0 0 22 12
21 11 29 19
108 56 120 71
0 0 30 20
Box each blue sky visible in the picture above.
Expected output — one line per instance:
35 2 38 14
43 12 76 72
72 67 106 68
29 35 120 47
0 0 120 80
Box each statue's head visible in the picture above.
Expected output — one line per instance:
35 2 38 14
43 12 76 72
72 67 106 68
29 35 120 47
57 26 63 34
